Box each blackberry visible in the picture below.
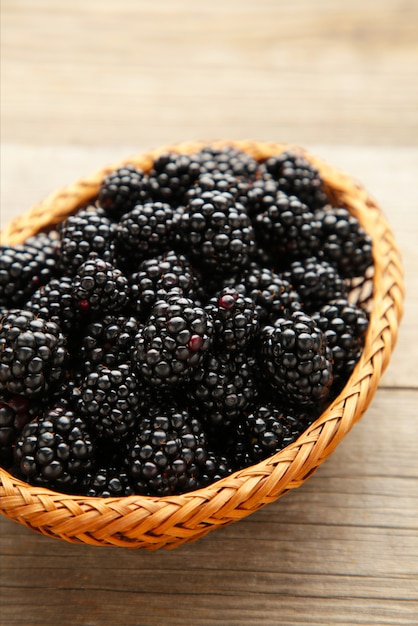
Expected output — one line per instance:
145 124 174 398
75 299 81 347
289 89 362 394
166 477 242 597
25 277 77 334
261 311 333 406
187 351 259 427
174 191 255 276
186 171 251 203
72 257 130 314
14 404 95 492
58 206 116 275
79 314 140 374
98 165 151 219
205 287 259 352
254 191 321 264
312 299 369 381
74 362 142 443
316 207 373 278
130 250 199 318
84 465 134 498
229 403 318 469
262 150 328 210
0 232 59 307
148 152 201 204
0 310 67 398
133 295 212 387
197 145 259 180
115 202 175 268
240 263 302 323
241 177 280 217
0 395 40 468
283 257 348 312
124 402 231 496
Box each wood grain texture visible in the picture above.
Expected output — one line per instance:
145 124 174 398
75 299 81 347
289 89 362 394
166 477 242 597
1 0 418 146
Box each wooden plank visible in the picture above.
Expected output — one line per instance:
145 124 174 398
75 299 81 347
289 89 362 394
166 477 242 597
1 0 418 146
1 389 417 626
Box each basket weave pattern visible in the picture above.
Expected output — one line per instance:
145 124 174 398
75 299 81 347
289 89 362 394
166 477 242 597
0 141 404 549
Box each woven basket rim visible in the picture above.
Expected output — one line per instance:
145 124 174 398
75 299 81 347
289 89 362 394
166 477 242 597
0 140 405 549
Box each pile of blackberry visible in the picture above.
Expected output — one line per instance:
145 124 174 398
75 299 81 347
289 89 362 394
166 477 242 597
0 145 373 498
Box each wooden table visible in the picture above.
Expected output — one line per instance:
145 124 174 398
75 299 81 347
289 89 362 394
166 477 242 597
1 2 417 625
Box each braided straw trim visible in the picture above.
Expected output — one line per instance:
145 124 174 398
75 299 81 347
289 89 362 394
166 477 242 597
0 140 404 549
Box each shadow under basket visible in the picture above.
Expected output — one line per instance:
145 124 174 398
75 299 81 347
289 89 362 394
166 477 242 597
0 140 404 550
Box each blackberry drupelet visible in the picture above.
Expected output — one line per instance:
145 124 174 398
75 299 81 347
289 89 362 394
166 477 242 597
14 404 95 492
98 165 151 219
173 190 255 276
261 311 333 406
187 351 259 428
0 232 59 307
115 202 175 268
197 145 259 180
25 276 77 334
229 403 318 469
185 171 251 203
72 257 130 314
253 191 321 264
240 177 280 217
124 402 231 496
148 152 202 204
205 287 259 352
240 263 302 323
312 298 369 381
129 250 199 318
133 294 212 387
315 207 373 278
0 395 40 469
0 310 67 398
262 150 328 210
79 314 140 374
283 256 348 312
74 362 142 444
59 206 116 275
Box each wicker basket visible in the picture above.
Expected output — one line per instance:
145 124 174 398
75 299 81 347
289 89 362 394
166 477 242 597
0 140 404 550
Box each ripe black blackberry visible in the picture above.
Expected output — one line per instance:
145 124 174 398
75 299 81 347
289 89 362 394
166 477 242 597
123 402 231 496
129 250 199 318
197 145 259 180
74 362 142 444
240 263 302 323
312 299 369 381
185 171 251 203
72 257 130 314
283 256 348 313
253 191 321 264
205 287 259 352
0 310 67 398
0 232 59 307
79 314 140 374
261 150 328 210
240 177 280 217
148 152 202 204
84 465 135 498
187 351 259 428
14 404 95 492
0 395 40 469
261 311 333 406
58 206 116 275
173 191 255 276
228 403 318 469
115 202 175 268
25 276 77 334
98 165 151 219
315 207 373 278
133 295 213 387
